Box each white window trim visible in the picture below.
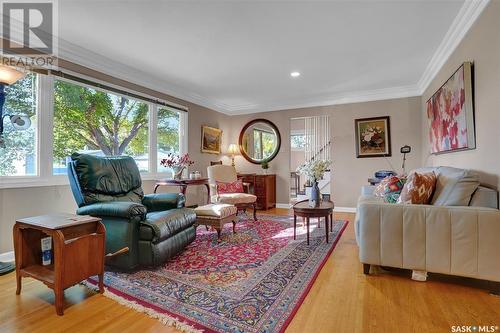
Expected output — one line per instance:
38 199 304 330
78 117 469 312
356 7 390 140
0 73 188 189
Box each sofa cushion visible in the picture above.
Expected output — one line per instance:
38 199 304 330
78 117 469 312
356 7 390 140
397 172 436 204
139 208 196 242
431 167 480 206
216 180 244 194
373 175 406 203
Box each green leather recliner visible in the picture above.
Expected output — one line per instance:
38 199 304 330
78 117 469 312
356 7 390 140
68 153 197 270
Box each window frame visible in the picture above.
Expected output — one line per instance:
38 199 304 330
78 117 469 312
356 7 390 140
0 71 188 188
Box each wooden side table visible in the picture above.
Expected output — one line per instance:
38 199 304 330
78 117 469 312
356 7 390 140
292 200 334 245
13 213 105 315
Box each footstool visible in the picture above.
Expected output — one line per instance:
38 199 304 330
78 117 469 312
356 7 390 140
194 204 238 242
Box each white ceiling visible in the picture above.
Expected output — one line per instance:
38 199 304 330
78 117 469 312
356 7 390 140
57 0 469 114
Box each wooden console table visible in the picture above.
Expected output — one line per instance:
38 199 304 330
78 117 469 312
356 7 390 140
13 213 105 315
154 178 210 204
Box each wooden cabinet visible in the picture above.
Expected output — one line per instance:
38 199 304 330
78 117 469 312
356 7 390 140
238 173 277 210
254 174 276 210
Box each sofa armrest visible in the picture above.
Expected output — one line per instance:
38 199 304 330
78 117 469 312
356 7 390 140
77 201 147 220
142 193 185 212
356 200 500 281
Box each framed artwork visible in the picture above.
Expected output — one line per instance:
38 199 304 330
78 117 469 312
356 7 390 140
426 62 475 154
354 116 391 158
201 125 222 154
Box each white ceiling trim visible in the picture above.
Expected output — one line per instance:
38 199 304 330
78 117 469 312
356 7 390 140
417 0 490 95
55 0 488 115
226 85 421 115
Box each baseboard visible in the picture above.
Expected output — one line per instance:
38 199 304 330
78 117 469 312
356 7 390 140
0 251 14 262
276 203 292 209
334 207 357 213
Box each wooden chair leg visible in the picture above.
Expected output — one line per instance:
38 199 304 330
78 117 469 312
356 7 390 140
253 203 257 221
363 264 370 275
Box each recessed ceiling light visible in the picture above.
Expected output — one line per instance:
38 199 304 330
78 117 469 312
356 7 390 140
290 71 301 78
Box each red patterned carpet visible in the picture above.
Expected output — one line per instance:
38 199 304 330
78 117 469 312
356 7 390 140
88 213 347 333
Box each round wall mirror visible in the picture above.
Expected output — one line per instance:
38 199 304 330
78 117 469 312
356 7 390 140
239 119 281 164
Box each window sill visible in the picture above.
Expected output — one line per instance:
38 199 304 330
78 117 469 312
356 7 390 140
0 173 172 190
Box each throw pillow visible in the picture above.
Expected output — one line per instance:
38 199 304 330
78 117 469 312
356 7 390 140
216 180 244 194
397 171 437 204
373 175 406 203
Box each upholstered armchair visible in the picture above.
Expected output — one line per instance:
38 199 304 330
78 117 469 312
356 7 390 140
207 165 258 220
68 153 197 270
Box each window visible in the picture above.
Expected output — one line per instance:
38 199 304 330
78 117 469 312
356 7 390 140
157 106 180 173
253 128 276 160
0 70 187 187
290 134 305 150
53 79 150 174
0 73 38 176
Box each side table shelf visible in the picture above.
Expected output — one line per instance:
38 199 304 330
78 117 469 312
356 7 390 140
13 213 105 315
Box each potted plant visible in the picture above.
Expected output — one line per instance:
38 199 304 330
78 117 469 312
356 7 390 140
160 153 194 180
261 159 269 173
296 159 331 207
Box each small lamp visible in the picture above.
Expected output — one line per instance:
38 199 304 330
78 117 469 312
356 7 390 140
0 64 27 148
227 144 239 167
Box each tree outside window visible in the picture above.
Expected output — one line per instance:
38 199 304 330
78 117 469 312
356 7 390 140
0 73 37 176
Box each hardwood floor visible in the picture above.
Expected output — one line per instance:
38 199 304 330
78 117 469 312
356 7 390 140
0 209 498 332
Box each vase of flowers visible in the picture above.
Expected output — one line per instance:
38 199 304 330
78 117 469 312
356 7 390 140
160 153 194 180
296 159 331 207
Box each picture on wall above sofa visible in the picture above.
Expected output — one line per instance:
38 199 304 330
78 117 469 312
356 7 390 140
426 61 475 154
354 116 391 158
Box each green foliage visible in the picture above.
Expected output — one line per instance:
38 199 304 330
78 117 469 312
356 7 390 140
0 74 181 176
0 73 37 176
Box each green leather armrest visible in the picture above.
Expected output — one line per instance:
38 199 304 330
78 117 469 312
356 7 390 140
142 193 186 212
77 201 147 220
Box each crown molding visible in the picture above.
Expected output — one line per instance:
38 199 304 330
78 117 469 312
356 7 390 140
225 84 421 115
417 0 490 94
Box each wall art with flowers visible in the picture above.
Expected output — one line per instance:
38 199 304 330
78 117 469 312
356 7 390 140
354 116 391 158
426 62 475 154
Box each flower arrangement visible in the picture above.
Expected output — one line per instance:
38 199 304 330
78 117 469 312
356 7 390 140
261 160 269 170
160 153 194 180
296 159 331 182
361 126 384 147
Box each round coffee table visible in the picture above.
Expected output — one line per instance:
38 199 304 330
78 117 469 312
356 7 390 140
293 200 334 245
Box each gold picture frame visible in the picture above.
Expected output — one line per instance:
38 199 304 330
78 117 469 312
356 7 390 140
201 125 222 154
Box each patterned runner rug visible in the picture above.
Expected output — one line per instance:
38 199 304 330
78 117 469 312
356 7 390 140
87 213 348 333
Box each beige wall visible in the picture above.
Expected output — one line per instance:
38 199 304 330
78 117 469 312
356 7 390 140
420 1 500 190
226 96 422 207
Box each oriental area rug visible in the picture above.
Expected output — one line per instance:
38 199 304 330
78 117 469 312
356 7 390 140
87 213 348 333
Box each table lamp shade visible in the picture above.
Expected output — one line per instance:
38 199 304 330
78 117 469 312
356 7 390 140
228 144 239 155
0 65 25 85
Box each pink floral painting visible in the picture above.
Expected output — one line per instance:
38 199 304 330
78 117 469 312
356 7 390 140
426 62 475 154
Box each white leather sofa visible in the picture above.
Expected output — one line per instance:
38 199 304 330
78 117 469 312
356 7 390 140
356 166 500 286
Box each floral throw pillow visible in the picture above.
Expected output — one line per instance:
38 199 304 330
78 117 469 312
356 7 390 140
397 172 437 204
374 175 406 203
216 180 244 194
